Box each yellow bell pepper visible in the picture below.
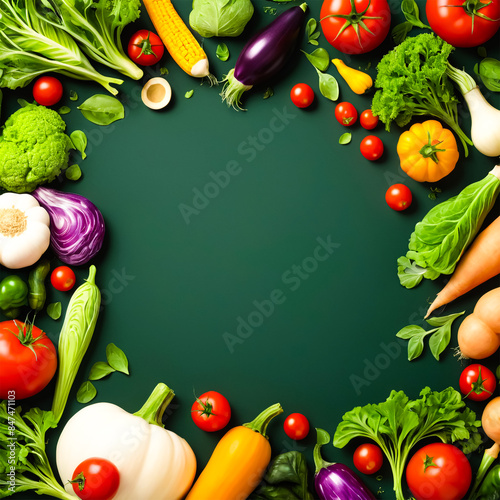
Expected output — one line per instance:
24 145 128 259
397 120 459 183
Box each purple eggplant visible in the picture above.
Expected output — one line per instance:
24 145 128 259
314 428 377 500
220 3 308 110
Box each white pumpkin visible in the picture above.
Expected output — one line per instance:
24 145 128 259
0 192 50 269
56 384 196 500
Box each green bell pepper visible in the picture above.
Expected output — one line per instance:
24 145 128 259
478 465 500 500
0 275 29 318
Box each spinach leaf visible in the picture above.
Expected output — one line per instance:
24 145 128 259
70 130 87 159
306 18 321 45
216 43 230 61
58 106 71 115
302 48 329 72
339 132 352 145
69 90 79 101
65 164 82 181
106 343 129 374
77 94 124 125
89 361 116 380
475 58 500 92
46 302 62 320
315 68 339 102
76 381 97 403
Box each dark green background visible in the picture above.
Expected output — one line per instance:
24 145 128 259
4 0 500 498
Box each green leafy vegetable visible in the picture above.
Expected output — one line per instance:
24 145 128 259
250 451 315 500
160 67 169 75
69 90 78 101
306 18 320 45
475 57 500 92
0 103 73 193
372 33 472 156
57 106 71 115
189 0 254 38
339 132 352 145
333 387 481 500
397 166 500 288
77 94 124 125
391 0 430 44
263 6 277 15
0 0 123 94
302 47 329 72
106 343 129 374
396 311 464 360
216 43 230 62
315 68 339 102
88 361 116 380
47 302 62 320
70 130 88 159
263 87 274 99
65 164 82 181
76 380 97 403
185 90 194 99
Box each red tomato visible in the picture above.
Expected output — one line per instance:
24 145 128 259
290 83 315 108
335 102 358 126
283 413 310 440
32 76 63 106
0 320 57 400
191 391 231 432
127 30 165 66
406 443 472 500
360 135 383 160
360 109 379 130
353 443 383 475
385 184 412 211
320 0 391 54
459 364 497 401
71 458 120 500
51 266 76 292
426 0 500 47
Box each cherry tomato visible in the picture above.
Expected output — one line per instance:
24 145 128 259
360 109 379 130
71 457 120 500
385 184 412 211
426 0 500 48
51 266 76 292
360 135 383 160
283 413 310 440
459 363 497 401
320 0 391 54
32 76 63 106
406 443 472 500
353 443 383 475
335 102 358 126
290 83 315 108
0 320 57 400
128 30 165 66
191 391 231 432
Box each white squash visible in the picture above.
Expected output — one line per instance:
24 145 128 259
56 383 196 500
0 192 50 269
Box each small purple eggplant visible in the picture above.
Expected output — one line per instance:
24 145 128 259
314 428 377 500
220 3 308 110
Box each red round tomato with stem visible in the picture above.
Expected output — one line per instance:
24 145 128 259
33 76 63 106
51 266 76 292
290 83 315 108
283 413 310 440
128 30 165 66
0 320 57 400
426 0 500 48
353 443 383 474
459 363 497 401
406 443 472 500
335 102 358 126
320 0 391 54
360 135 383 160
191 391 231 432
360 109 379 130
385 184 412 211
70 457 120 500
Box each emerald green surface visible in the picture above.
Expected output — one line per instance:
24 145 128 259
3 0 500 498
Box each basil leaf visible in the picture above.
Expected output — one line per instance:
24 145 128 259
315 68 339 101
302 48 330 72
216 43 229 61
69 90 78 101
65 164 82 181
46 302 62 320
77 94 124 125
88 361 116 381
396 325 434 361
185 90 194 99
339 132 352 145
70 130 87 159
427 311 464 360
58 106 71 115
76 381 97 403
396 324 427 340
106 343 129 375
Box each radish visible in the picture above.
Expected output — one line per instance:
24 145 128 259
220 3 308 110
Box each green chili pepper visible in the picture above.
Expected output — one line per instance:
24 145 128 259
478 465 500 500
0 275 29 318
28 259 50 311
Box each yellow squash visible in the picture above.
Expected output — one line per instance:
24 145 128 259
185 403 283 500
397 120 459 183
332 58 372 95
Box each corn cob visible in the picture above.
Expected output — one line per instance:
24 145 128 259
143 0 211 79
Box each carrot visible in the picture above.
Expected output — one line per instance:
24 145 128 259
426 215 500 318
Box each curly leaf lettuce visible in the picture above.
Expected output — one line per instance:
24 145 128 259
398 166 500 288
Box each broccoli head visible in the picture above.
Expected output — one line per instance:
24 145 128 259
0 103 73 193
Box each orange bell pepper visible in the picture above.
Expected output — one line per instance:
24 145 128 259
397 120 459 183
185 402 283 500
